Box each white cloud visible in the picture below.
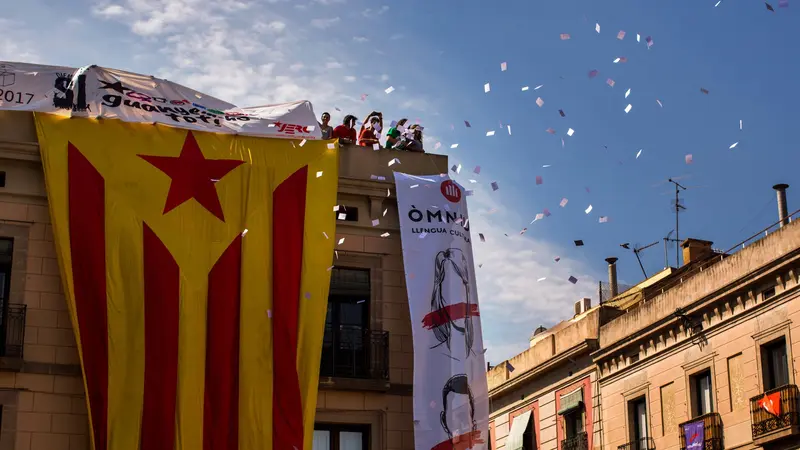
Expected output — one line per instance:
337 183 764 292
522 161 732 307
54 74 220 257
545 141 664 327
344 75 356 82
315 0 346 4
289 62 305 72
380 74 390 81
361 5 389 16
353 36 369 43
260 20 287 33
92 4 128 17
389 33 404 40
325 60 343 69
310 17 341 29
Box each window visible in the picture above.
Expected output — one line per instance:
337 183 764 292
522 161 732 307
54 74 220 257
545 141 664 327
313 424 369 450
690 370 714 417
335 206 359 222
522 416 534 450
762 338 789 391
628 397 649 443
320 268 371 378
0 239 11 308
563 409 585 439
0 171 5 187
762 286 776 300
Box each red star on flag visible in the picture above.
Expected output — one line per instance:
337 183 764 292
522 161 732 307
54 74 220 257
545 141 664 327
139 131 244 221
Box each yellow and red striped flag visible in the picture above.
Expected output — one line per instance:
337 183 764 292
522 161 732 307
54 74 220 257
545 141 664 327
34 113 338 450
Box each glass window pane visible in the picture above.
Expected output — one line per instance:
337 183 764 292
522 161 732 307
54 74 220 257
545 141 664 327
313 430 331 450
769 341 789 389
636 400 648 439
340 431 363 450
699 373 712 415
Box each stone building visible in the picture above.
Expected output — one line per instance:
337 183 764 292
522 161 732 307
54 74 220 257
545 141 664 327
488 186 800 450
0 110 446 450
595 190 800 450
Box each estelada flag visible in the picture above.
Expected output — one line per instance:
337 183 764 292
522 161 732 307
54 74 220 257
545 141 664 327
34 113 338 450
759 392 782 416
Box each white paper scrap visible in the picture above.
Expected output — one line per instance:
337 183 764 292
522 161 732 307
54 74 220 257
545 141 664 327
636 149 643 159
625 88 631 98
536 97 544 107
560 198 569 207
327 143 336 149
729 142 739 149
535 85 544 90
521 86 530 91
380 232 390 238
567 128 575 136
388 158 400 166
299 139 307 147
596 23 601 33
537 277 547 282
740 119 743 130
450 143 459 149
372 219 379 226
338 213 346 220
585 204 593 214
316 171 323 178
486 130 496 137
617 30 626 40
385 86 395 94
501 62 507 71
624 104 632 113
337 238 345 245
484 83 491 93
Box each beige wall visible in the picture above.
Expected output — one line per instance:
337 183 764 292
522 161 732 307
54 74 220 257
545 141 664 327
597 221 800 450
0 111 447 450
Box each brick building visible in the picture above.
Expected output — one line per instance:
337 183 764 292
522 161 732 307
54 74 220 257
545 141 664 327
487 186 800 450
0 110 446 450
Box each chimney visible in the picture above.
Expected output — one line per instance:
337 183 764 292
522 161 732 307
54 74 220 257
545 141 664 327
681 238 714 266
605 257 619 297
773 184 789 228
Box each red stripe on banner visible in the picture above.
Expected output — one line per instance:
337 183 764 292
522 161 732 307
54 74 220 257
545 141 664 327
68 142 108 450
141 224 180 450
431 430 485 450
272 167 308 450
203 235 242 450
422 303 480 329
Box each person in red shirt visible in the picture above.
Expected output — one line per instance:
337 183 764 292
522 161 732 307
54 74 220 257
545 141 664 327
358 111 383 147
332 115 357 144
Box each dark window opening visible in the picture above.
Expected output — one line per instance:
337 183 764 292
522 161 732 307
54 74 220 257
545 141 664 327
690 370 713 417
564 408 585 440
335 206 359 222
313 423 369 450
0 171 6 187
762 286 776 300
628 396 649 442
320 267 371 378
763 337 790 391
521 414 534 450
0 238 12 356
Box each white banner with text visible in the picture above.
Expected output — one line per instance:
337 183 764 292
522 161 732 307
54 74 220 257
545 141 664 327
0 61 321 139
394 172 489 450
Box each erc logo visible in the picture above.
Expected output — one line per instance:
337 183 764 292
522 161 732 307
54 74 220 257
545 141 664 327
440 180 462 203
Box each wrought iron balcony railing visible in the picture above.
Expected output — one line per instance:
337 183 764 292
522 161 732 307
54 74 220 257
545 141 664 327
750 384 800 443
319 324 389 381
562 432 588 450
679 412 723 450
0 304 26 358
617 437 655 450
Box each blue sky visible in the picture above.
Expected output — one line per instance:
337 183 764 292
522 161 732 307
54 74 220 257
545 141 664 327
2 0 798 362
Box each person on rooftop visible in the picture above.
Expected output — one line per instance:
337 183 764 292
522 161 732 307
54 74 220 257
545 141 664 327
332 114 357 145
384 118 408 149
319 112 333 139
358 111 383 147
393 124 424 152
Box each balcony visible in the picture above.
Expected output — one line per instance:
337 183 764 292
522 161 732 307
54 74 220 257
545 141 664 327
0 304 26 370
617 437 655 450
319 324 389 390
750 384 800 445
679 413 723 450
562 432 588 450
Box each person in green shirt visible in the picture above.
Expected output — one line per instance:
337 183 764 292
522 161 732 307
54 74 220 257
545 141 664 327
384 118 408 149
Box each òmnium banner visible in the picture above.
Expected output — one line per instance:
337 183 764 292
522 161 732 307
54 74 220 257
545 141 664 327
0 61 321 139
394 172 489 450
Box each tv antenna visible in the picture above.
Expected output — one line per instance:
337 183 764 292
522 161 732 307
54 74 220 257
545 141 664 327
662 230 680 268
668 178 687 266
631 241 659 278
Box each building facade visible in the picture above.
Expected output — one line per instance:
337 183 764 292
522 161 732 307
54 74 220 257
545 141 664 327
488 187 800 450
0 110 445 450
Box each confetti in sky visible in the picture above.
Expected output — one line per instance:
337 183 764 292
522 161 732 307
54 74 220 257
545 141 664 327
474 165 481 174
729 142 739 149
624 104 632 113
316 171 323 178
585 205 593 214
450 143 459 149
617 30 626 40
534 85 544 90
484 83 491 93
569 276 578 284
595 23 600 33
384 86 394 94
625 88 631 98
560 198 569 207
486 130 495 136
536 175 543 185
607 78 615 87
491 181 499 191
567 128 575 136
656 99 663 107
588 69 599 78
686 154 693 164
536 97 544 107
636 149 643 159
521 86 530 91
501 62 507 71
560 33 571 40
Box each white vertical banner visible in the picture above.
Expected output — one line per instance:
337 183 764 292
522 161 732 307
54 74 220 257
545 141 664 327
393 172 489 450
